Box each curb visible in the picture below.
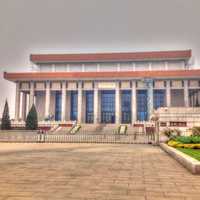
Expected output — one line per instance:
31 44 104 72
160 143 200 174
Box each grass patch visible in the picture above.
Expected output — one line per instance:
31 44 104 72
176 148 200 161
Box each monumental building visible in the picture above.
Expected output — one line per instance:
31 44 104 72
4 49 200 125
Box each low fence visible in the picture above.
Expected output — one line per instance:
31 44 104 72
0 133 154 144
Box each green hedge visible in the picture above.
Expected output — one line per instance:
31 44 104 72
175 136 200 144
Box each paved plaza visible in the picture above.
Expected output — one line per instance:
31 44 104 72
0 143 200 200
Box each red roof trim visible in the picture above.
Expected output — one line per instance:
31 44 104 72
4 69 200 81
30 50 192 63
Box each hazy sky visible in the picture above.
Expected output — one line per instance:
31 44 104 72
0 0 200 117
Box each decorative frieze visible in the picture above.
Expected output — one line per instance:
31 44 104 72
121 81 131 89
21 82 29 90
171 80 183 88
36 82 45 90
154 81 165 88
51 82 61 90
189 80 199 88
67 82 77 90
98 82 116 89
83 81 93 90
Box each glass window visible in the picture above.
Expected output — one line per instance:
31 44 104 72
70 91 78 120
153 90 166 109
121 90 131 123
189 89 200 107
55 91 62 121
137 90 148 121
101 91 115 123
85 91 94 123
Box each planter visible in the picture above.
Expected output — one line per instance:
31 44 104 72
160 143 200 174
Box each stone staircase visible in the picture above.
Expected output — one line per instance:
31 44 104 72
51 127 72 135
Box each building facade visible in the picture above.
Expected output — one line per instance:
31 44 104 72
4 49 200 124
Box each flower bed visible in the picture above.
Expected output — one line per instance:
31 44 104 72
161 127 200 173
167 136 200 161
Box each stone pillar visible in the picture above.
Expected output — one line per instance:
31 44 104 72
21 92 27 121
131 81 137 124
61 81 66 121
29 81 34 110
77 82 83 123
66 91 71 121
166 80 171 107
147 79 154 120
82 92 86 123
115 82 121 124
45 81 50 118
94 82 99 124
15 82 20 121
184 80 189 107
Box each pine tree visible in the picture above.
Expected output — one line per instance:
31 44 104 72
26 104 38 130
1 100 11 130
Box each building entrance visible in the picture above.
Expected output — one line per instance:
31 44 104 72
70 91 78 121
85 91 94 123
101 90 115 123
137 90 148 121
121 90 132 123
55 91 62 121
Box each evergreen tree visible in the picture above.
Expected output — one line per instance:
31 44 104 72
1 100 11 130
26 104 38 130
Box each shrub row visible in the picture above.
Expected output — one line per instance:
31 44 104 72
175 136 200 144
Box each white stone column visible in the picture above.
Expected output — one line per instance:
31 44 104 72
184 80 189 107
147 80 154 120
94 82 99 124
166 80 171 107
15 82 20 121
115 82 121 124
131 81 137 124
21 92 27 121
77 82 83 123
45 81 50 118
61 81 66 121
66 91 71 121
29 82 34 110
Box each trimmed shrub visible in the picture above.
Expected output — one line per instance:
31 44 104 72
162 128 181 139
175 136 200 144
191 136 200 144
192 127 200 136
1 100 11 130
175 136 193 144
25 104 38 130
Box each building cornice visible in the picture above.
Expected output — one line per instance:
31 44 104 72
4 69 200 82
30 50 192 64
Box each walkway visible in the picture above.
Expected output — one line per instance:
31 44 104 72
0 143 199 200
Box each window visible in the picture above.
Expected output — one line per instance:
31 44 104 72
137 90 148 121
55 91 62 121
70 91 78 120
153 90 166 109
121 90 131 123
101 91 115 123
85 91 94 123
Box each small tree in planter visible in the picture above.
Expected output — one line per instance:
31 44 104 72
26 104 38 130
1 100 11 130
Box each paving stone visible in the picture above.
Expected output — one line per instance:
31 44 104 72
0 143 199 199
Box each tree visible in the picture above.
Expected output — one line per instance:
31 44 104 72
1 100 11 130
26 104 38 130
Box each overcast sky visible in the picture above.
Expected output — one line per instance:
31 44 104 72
0 0 200 117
